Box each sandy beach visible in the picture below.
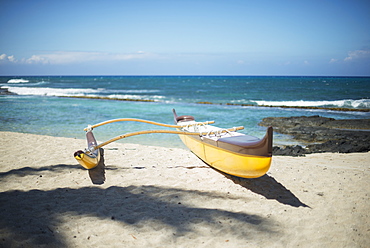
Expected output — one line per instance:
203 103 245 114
0 131 369 247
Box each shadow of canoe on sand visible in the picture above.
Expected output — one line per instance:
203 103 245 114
225 174 310 208
0 180 279 247
88 149 309 208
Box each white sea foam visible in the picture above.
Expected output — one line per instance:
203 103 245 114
4 86 165 101
103 89 160 95
4 86 369 109
5 87 101 96
252 99 370 108
107 94 165 100
7 79 29 84
119 89 160 93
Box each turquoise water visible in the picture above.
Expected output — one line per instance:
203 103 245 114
1 76 369 148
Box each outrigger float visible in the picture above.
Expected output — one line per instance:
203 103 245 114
74 109 273 178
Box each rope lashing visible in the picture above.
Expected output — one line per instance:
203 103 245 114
85 126 244 155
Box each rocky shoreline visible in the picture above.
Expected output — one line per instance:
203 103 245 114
259 116 370 156
0 87 16 95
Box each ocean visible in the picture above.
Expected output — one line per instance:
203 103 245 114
1 76 369 148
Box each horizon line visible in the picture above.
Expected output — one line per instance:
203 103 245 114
1 74 370 78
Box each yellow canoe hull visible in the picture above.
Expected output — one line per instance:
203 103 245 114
179 134 272 178
74 149 100 170
74 131 101 169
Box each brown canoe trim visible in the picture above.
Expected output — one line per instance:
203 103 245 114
172 109 195 123
217 126 273 157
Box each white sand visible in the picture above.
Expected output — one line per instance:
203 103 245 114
0 131 369 247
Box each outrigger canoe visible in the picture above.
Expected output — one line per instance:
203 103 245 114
74 109 273 178
173 109 273 178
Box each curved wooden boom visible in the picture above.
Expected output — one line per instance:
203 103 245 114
84 118 215 131
90 126 244 152
75 117 243 170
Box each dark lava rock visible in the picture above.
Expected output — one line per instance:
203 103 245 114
260 116 370 155
306 139 370 154
272 145 308 157
322 119 370 130
260 115 335 129
0 87 16 95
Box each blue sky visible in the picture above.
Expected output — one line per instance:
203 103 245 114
0 0 369 76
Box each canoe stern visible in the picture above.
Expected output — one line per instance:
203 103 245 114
74 131 101 169
180 134 272 178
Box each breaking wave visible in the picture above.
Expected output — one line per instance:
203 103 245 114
3 86 369 109
3 86 164 101
5 86 101 96
252 99 370 109
7 79 29 84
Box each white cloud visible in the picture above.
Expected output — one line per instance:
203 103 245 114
110 52 151 61
25 55 50 64
1 51 157 65
0 53 18 63
25 52 101 64
8 55 17 62
329 58 338 63
344 49 370 61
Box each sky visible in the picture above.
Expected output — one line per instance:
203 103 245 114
0 0 369 76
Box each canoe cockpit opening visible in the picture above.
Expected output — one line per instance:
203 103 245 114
172 108 195 123
175 115 195 123
74 150 84 158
